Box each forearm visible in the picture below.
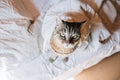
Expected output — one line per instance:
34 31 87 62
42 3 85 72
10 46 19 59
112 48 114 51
74 52 120 80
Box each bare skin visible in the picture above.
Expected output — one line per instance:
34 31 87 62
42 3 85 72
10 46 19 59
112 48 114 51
75 52 120 80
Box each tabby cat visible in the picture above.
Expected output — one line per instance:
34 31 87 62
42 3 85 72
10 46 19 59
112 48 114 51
50 17 86 55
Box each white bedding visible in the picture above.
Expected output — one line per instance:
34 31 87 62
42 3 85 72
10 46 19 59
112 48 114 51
0 0 120 80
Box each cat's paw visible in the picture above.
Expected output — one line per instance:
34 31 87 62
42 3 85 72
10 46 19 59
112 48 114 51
49 57 55 63
49 56 58 63
63 57 69 62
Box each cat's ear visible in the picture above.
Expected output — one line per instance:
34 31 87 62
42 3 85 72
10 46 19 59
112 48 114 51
62 20 65 23
77 20 86 28
81 20 86 24
56 16 63 24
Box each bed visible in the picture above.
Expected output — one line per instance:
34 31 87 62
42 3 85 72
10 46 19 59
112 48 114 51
0 0 120 80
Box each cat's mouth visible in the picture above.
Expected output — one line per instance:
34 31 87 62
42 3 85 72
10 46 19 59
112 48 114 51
51 43 75 54
50 38 78 54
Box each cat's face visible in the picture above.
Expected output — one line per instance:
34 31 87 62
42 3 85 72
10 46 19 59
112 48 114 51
50 17 86 54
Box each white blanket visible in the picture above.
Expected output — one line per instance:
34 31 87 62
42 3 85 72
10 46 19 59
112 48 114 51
0 0 120 80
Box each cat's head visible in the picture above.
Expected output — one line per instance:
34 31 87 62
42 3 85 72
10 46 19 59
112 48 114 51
50 17 87 54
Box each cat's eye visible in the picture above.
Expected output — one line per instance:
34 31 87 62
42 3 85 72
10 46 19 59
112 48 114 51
72 35 79 40
60 33 65 39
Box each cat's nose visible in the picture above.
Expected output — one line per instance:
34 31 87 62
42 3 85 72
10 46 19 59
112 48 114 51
65 40 69 43
65 40 74 45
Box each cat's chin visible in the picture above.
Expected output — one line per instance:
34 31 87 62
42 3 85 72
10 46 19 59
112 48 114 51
51 44 74 54
50 38 78 54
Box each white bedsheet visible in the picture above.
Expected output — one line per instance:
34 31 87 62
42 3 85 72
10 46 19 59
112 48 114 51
0 0 120 80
